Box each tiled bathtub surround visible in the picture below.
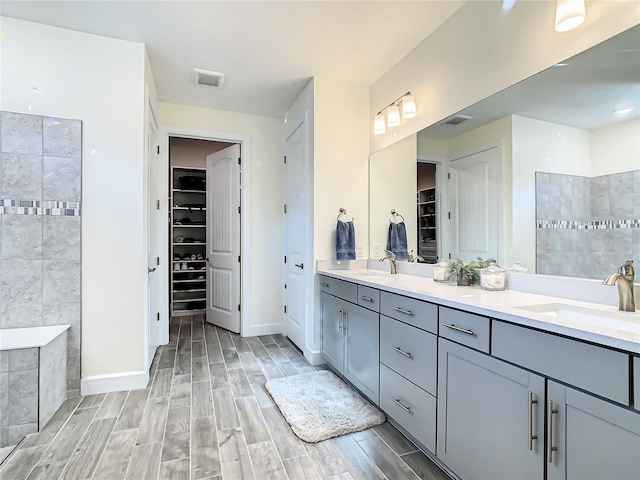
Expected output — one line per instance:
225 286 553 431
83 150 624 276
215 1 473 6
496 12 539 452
0 111 82 396
536 170 640 279
0 329 68 448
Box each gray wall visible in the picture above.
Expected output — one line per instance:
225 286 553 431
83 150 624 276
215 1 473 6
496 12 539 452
536 170 640 279
0 111 82 396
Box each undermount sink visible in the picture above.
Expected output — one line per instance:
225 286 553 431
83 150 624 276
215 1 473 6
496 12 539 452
515 303 640 334
349 271 390 279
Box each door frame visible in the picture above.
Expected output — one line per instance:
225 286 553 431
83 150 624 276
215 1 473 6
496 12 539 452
156 126 250 335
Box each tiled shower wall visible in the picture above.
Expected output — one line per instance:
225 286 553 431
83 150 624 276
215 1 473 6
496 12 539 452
536 170 640 279
0 111 81 396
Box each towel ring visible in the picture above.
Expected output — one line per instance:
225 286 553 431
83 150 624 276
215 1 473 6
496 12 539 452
390 209 405 222
337 208 353 222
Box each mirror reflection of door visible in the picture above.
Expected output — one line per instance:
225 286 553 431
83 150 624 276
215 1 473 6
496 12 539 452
448 147 500 262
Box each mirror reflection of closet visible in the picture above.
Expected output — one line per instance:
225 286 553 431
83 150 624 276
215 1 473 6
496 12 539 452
417 162 437 263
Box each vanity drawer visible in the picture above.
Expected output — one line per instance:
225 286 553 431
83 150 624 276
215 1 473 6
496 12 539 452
380 292 437 333
332 279 357 303
357 285 380 312
492 320 630 405
439 307 491 353
633 356 640 411
380 364 436 453
380 316 437 395
318 275 332 294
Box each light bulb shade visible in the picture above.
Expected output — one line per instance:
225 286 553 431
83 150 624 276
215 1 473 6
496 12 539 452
555 0 585 32
374 114 386 134
387 104 401 127
402 94 416 118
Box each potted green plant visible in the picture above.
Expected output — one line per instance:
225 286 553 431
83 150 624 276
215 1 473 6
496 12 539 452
445 258 478 286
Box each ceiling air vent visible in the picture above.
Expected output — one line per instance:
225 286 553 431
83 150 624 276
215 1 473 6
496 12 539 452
443 114 472 125
194 69 225 88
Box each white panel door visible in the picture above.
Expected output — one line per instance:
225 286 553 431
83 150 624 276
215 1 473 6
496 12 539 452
448 147 500 261
146 113 160 367
206 144 241 333
283 122 307 352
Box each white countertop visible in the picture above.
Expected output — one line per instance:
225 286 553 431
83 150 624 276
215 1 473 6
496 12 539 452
317 268 640 354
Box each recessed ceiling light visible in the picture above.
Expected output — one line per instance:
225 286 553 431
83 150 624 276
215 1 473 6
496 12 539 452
613 107 632 114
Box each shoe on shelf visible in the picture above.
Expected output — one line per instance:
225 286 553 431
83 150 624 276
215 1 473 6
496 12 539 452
181 262 188 271
175 236 184 243
174 263 181 271
188 266 194 270
191 254 197 261
183 253 191 260
198 275 205 280
196 253 204 260
173 254 181 261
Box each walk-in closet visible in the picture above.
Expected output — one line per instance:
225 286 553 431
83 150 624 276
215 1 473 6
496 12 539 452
169 137 234 317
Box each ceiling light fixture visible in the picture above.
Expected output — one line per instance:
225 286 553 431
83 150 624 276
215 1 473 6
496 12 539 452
373 92 417 135
554 0 586 33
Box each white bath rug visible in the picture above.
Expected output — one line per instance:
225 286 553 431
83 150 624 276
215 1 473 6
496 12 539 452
264 370 385 443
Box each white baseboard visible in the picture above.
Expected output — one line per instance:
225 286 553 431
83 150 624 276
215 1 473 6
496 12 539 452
305 349 324 366
242 322 283 338
81 370 149 395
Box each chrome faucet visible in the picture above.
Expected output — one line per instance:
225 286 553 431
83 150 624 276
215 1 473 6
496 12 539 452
380 250 398 274
603 259 636 312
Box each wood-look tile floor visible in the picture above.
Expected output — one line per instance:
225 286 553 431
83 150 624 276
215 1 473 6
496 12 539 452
1 315 451 480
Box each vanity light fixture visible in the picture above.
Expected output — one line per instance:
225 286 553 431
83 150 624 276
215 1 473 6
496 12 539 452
373 92 417 135
554 0 585 32
387 104 401 127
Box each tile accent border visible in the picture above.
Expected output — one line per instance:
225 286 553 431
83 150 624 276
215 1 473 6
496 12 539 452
0 199 81 216
537 219 640 229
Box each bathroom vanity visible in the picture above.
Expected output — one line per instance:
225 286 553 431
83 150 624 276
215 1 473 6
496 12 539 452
317 268 640 480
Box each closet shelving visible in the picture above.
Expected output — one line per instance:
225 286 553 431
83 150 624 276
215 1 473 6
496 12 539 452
417 187 437 263
171 166 207 316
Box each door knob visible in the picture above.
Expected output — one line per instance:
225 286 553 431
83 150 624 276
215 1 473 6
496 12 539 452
295 263 304 269
148 267 157 273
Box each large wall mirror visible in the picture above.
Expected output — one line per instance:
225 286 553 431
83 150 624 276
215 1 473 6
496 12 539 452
369 24 639 281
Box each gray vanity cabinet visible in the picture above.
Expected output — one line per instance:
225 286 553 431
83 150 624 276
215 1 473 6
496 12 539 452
437 338 545 480
547 381 640 480
321 292 345 372
319 278 379 404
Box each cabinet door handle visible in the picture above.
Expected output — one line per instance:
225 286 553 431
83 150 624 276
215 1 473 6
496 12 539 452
528 391 538 451
546 400 558 463
342 309 347 335
442 323 475 336
393 306 414 316
295 263 304 269
360 295 374 303
391 346 413 358
320 282 330 288
338 308 343 333
392 397 412 414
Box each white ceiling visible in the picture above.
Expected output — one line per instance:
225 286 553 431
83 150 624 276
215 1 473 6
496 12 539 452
1 0 465 117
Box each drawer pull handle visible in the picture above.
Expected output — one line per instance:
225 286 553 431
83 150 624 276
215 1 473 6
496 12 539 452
393 306 414 316
392 397 412 414
360 295 374 303
391 346 413 358
528 391 538 451
546 400 558 463
320 282 330 288
442 323 475 336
